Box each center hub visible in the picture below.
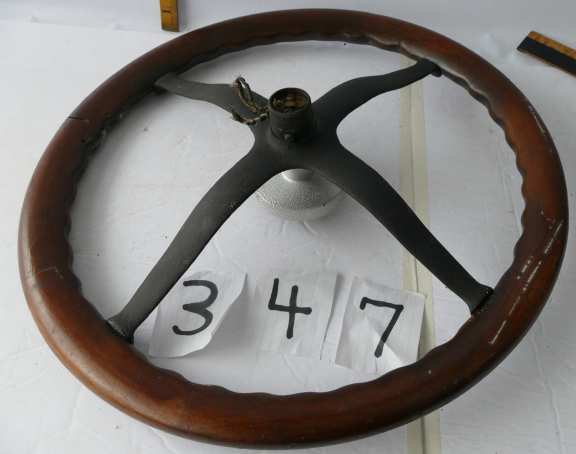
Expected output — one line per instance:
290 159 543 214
268 87 314 142
257 87 343 220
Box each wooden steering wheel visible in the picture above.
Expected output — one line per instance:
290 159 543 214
19 9 568 448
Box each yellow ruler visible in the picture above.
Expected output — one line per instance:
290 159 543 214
518 31 576 76
160 0 179 32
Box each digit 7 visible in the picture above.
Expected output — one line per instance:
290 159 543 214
172 279 218 336
360 297 404 358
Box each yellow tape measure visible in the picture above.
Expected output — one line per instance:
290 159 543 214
160 0 179 32
518 31 576 76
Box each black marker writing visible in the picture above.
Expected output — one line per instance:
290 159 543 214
267 278 312 339
360 297 404 358
172 279 218 336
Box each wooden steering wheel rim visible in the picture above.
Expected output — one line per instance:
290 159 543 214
19 9 568 448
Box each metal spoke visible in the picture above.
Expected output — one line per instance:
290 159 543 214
108 145 285 340
300 144 492 311
313 59 439 127
155 74 269 127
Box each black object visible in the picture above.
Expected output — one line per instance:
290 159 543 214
518 31 576 76
108 58 492 341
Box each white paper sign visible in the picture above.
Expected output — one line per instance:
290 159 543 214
252 271 337 359
148 270 245 357
335 277 425 374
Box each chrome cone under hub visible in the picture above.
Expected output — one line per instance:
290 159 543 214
256 87 343 220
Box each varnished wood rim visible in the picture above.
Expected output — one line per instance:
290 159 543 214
19 9 568 448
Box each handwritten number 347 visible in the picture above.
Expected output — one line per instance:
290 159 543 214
172 278 404 358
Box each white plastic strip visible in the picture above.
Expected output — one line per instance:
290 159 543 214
400 76 442 454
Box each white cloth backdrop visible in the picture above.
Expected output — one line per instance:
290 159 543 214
1 1 575 453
